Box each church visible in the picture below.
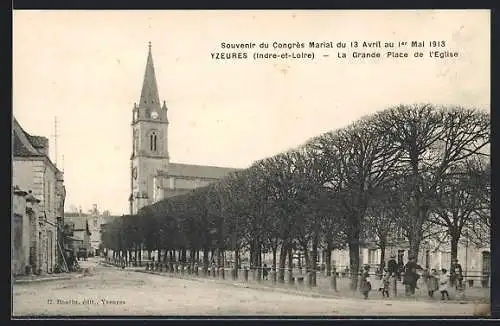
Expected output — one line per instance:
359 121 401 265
129 43 240 214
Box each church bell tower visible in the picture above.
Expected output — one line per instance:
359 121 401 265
129 42 170 215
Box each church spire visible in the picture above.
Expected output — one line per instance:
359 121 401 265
139 42 161 109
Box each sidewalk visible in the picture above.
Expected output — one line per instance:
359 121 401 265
114 264 488 304
13 272 85 284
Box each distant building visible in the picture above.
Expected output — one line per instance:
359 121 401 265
12 118 66 275
86 205 119 256
64 212 92 257
65 206 119 256
87 205 101 255
129 43 240 214
329 223 490 285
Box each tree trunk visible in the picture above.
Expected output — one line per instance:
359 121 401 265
249 242 254 268
272 246 277 277
408 218 424 264
407 195 430 263
380 244 386 266
302 244 310 274
235 248 240 268
326 241 333 277
257 242 262 281
349 239 360 291
297 252 302 272
311 234 319 286
287 247 293 282
234 248 240 278
203 248 209 272
450 228 459 272
278 242 287 283
217 249 222 267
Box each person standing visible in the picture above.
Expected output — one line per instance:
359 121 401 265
359 265 372 299
403 256 420 295
380 268 391 298
451 259 464 289
439 268 450 300
387 255 397 277
397 259 404 282
262 263 269 280
426 268 439 298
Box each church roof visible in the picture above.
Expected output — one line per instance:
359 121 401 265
139 42 161 110
163 162 241 180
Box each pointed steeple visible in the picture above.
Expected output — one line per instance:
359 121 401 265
139 42 161 109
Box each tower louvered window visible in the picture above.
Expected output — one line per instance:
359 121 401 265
150 132 157 152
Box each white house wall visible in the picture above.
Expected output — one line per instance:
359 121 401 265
13 158 59 274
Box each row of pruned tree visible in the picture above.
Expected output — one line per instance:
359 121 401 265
102 104 490 289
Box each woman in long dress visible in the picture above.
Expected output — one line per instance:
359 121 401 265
426 268 439 298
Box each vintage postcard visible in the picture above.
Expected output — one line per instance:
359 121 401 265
12 10 491 317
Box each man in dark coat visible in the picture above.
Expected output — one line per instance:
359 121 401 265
451 258 464 289
387 255 398 276
397 259 404 281
403 256 421 295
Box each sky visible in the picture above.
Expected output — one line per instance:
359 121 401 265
12 10 490 215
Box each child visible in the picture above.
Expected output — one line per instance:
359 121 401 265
439 268 450 300
380 268 391 298
427 268 439 298
262 263 269 280
360 265 372 299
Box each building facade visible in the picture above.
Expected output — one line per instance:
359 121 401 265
85 205 118 256
12 186 41 275
64 213 92 257
13 118 66 275
129 43 239 215
65 206 119 256
87 205 101 255
328 226 490 284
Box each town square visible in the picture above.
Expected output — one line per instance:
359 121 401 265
12 10 491 317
